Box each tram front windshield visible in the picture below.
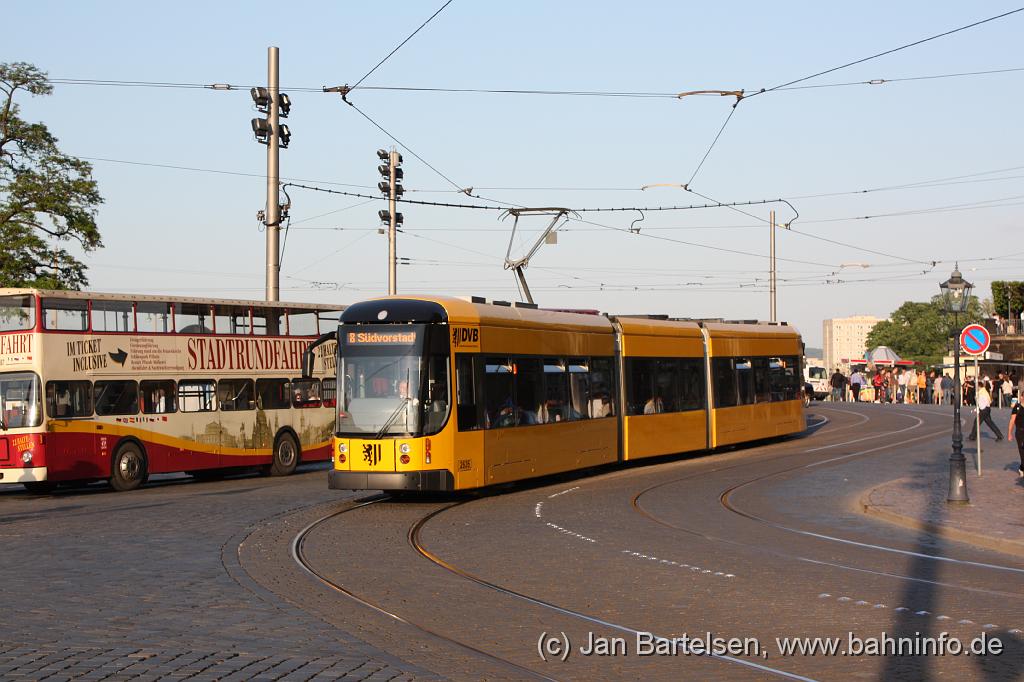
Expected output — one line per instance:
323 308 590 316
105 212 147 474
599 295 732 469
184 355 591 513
337 324 449 437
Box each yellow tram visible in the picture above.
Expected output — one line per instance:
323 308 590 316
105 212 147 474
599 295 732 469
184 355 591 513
302 296 804 492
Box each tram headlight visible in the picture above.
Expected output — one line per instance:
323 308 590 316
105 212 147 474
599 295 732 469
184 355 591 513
21 451 32 463
338 443 348 455
399 443 411 455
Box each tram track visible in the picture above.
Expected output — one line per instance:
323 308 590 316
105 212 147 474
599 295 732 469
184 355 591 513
291 495 559 682
626 405 1024 594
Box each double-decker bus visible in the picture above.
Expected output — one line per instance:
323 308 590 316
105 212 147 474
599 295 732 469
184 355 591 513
0 289 342 493
303 296 804 492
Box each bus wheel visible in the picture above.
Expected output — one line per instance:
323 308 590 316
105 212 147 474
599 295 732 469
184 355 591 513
110 442 147 491
268 433 299 477
23 481 57 495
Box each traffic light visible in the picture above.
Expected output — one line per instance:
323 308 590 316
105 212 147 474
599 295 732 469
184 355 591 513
250 88 291 147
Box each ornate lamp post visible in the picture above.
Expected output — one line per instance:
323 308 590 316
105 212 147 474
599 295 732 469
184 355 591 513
939 266 973 503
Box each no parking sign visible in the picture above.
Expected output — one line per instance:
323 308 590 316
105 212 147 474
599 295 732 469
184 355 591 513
960 324 991 356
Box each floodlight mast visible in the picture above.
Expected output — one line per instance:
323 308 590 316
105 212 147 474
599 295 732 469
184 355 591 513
501 207 575 305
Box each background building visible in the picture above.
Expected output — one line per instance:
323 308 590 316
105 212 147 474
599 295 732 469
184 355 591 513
822 316 881 373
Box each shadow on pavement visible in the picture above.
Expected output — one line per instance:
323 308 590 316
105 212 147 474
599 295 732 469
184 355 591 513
881 455 1024 680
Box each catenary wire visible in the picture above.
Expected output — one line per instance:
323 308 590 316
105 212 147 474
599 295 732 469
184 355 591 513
348 0 454 92
748 7 1024 98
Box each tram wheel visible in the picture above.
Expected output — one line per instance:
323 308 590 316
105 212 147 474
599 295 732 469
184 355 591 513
266 433 299 477
23 481 57 495
110 442 147 492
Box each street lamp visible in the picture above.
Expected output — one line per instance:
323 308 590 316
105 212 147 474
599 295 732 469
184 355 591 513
939 265 974 503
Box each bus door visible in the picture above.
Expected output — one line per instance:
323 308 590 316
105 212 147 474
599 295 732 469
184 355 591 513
44 379 99 479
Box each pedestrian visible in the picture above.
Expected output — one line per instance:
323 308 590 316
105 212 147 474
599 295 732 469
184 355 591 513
896 368 908 403
1001 374 1013 408
964 375 975 407
850 368 865 402
917 369 927 404
872 370 885 403
941 373 954 405
1007 397 1024 478
886 369 898 404
830 368 846 402
968 381 1004 441
905 367 917 404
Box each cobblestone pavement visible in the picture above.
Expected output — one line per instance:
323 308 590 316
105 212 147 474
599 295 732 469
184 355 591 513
271 405 1024 681
862 406 1024 557
4 406 1024 680
0 465 440 681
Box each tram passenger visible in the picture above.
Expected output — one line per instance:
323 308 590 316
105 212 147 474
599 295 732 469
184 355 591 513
590 390 613 418
643 394 664 414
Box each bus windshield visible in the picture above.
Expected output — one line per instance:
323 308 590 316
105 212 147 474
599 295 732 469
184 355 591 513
337 324 450 437
0 372 42 429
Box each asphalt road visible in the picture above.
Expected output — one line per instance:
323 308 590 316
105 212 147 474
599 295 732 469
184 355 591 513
2 404 1023 680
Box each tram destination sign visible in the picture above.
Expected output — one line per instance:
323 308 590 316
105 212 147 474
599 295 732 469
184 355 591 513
960 324 991 356
344 329 420 346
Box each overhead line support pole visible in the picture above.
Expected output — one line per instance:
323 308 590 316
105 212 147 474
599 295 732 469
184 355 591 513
266 46 281 301
770 209 777 322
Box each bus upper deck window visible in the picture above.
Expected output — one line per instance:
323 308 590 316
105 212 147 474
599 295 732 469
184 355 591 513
91 300 135 333
0 295 36 332
137 302 171 333
42 297 88 331
175 303 213 334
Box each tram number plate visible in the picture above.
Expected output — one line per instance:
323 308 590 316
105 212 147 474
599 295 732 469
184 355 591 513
458 459 472 471
363 443 383 466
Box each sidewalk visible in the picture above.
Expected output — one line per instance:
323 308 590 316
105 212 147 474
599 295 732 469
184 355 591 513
860 431 1024 558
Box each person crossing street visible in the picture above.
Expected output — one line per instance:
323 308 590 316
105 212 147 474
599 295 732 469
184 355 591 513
968 380 1003 442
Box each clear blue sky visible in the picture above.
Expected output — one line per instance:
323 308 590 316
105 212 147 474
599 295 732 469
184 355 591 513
7 1 1024 345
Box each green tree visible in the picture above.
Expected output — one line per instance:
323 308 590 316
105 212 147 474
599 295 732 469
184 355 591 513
991 281 1024 317
0 62 102 289
865 295 984 367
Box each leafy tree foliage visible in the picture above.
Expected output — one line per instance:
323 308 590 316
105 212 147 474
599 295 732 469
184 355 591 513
0 62 102 289
865 295 984 367
991 281 1024 317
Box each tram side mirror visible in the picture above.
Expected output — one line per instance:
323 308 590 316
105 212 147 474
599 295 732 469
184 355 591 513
302 330 338 379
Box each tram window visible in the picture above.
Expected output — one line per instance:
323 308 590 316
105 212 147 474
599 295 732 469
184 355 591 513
291 378 322 408
457 355 484 430
0 294 35 332
42 297 88 331
679 358 706 410
713 358 738 408
46 380 93 418
753 357 771 403
483 357 514 429
94 380 139 416
322 378 337 407
91 300 135 333
256 378 291 409
423 354 449 434
175 303 213 334
288 311 318 336
218 378 255 411
735 359 755 405
539 358 570 423
568 359 591 421
179 380 216 412
770 356 801 401
140 380 176 414
626 358 655 415
137 302 171 333
590 357 615 417
515 357 544 426
214 306 250 335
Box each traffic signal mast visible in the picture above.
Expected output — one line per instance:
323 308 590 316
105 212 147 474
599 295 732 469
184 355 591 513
376 148 403 295
250 47 291 302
